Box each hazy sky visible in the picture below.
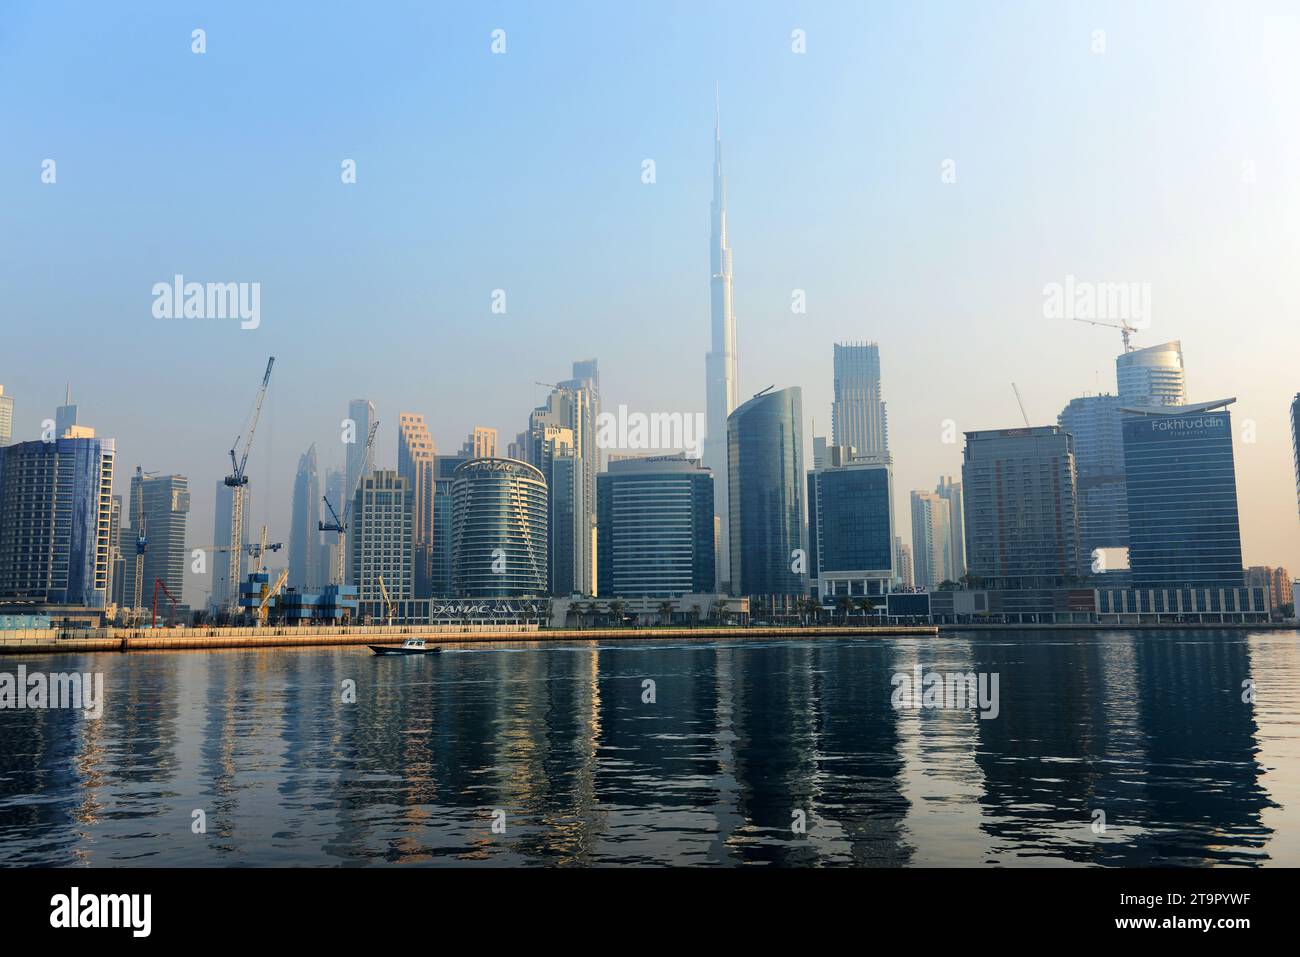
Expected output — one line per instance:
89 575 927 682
3 0 1299 602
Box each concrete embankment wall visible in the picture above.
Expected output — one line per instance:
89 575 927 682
0 623 938 656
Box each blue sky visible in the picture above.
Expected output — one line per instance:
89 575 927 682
3 0 1300 600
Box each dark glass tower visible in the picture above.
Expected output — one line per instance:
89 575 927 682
727 387 804 597
1122 399 1244 589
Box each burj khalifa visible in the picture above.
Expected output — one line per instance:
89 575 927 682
704 90 739 588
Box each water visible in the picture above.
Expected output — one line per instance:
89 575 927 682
2 629 1298 867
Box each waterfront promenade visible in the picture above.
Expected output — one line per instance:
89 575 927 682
0 622 938 655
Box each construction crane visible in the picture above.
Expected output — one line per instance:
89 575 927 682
1012 383 1031 427
151 577 177 629
1073 317 1138 353
257 568 289 626
319 421 379 586
377 574 395 626
223 357 275 612
191 525 283 573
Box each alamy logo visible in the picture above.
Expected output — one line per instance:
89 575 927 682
891 665 1000 719
1042 274 1150 328
152 274 261 329
596 404 705 458
0 666 103 719
50 887 151 937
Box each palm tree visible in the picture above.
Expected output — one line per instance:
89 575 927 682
657 600 674 626
835 595 852 625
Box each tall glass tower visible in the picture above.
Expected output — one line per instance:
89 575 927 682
831 342 888 456
705 90 739 589
727 387 804 598
1122 399 1244 589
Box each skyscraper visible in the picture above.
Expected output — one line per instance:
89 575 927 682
461 426 497 459
1058 394 1128 564
350 470 414 603
597 455 715 598
832 342 889 457
121 472 190 616
809 448 894 603
895 537 914 589
705 92 739 589
0 436 114 607
935 476 966 581
1121 399 1243 589
1116 341 1186 409
909 490 951 590
397 413 437 598
727 387 804 598
451 458 548 598
54 384 78 439
289 444 321 589
528 379 596 596
344 399 375 515
560 359 600 594
0 385 12 447
961 426 1083 589
318 467 344 587
432 452 469 597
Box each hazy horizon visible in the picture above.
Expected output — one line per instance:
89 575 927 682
3 0 1299 603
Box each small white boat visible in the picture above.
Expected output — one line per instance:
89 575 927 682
369 637 441 656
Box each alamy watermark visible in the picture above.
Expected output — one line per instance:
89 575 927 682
596 404 705 459
1 666 104 719
152 274 260 329
1042 274 1150 328
891 665 999 719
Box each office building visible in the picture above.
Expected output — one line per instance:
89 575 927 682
0 385 12 446
120 472 190 614
910 490 951 590
528 381 598 596
1245 565 1291 611
349 470 414 604
961 426 1083 589
397 413 437 598
289 444 321 589
895 537 914 589
597 455 715 598
560 360 600 594
1116 341 1186 410
109 493 125 607
0 436 114 607
808 447 893 602
1058 394 1128 562
1122 399 1243 589
935 475 965 580
451 458 548 598
831 341 889 457
461 426 497 459
727 387 804 597
431 452 469 597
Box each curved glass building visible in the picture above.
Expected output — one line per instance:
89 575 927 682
727 387 805 597
451 457 548 598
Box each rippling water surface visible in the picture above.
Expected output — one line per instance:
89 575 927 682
2 629 1298 866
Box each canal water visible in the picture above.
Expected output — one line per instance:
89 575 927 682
1 629 1298 866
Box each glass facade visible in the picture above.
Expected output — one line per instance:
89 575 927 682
727 387 804 597
810 459 893 598
0 437 114 607
596 456 715 597
961 427 1082 589
1058 394 1128 560
451 458 548 598
1122 405 1244 589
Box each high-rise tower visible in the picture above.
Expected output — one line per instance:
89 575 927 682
832 342 888 456
705 89 739 588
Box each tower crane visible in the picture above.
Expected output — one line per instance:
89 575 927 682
223 357 275 613
319 421 379 586
1072 317 1138 353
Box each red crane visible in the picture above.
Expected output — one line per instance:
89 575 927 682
152 578 178 629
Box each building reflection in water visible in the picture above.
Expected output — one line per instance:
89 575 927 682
0 630 1292 866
